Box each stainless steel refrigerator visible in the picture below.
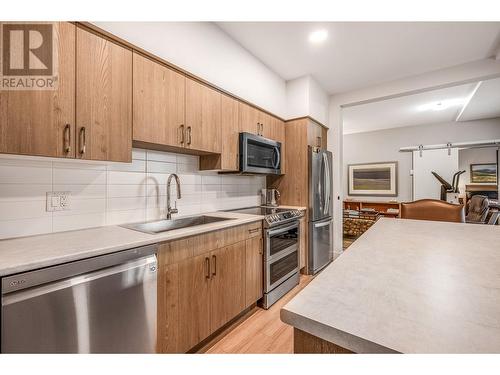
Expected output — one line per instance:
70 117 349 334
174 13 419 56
308 146 333 274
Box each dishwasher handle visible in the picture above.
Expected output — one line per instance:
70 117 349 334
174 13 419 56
2 255 157 306
2 244 157 295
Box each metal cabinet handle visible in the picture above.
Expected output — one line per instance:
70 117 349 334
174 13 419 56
248 228 260 234
212 255 217 277
259 238 263 255
186 126 192 145
63 124 71 153
317 136 322 148
205 257 210 279
256 122 260 135
79 127 86 155
179 124 185 145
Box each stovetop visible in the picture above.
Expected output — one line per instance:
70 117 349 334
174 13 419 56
227 206 302 227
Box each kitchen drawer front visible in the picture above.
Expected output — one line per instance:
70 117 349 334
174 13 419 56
158 220 263 262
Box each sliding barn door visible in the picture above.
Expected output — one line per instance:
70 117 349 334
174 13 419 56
412 148 459 200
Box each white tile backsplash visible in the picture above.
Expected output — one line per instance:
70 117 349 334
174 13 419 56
0 148 265 239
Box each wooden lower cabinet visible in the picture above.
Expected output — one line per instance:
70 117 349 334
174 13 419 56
210 243 246 332
245 237 263 307
157 222 263 353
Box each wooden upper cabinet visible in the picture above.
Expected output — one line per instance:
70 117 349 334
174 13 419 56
185 78 221 153
220 95 239 171
307 120 327 150
76 27 132 162
239 102 260 135
133 53 185 148
0 22 76 158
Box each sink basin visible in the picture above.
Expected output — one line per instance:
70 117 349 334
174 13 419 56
122 215 234 234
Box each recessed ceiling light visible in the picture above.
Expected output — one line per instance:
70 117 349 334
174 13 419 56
417 98 467 112
308 29 328 44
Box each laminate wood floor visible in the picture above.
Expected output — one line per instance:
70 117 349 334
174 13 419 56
205 275 314 354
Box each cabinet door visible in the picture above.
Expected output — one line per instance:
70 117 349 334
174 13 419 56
76 27 132 162
0 22 75 158
260 111 274 139
177 253 211 352
185 78 221 153
245 236 263 307
210 243 246 333
307 120 324 149
133 53 185 149
220 95 240 171
299 217 307 270
239 102 260 135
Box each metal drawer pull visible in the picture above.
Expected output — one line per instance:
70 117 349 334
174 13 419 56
212 255 217 276
205 257 210 279
179 124 185 145
315 221 331 228
79 127 86 155
63 124 71 153
248 228 261 234
186 126 192 145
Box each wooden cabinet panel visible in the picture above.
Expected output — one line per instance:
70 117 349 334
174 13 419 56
185 78 221 153
210 243 246 332
299 217 307 270
0 22 76 158
239 102 260 135
76 27 132 162
177 253 211 352
307 120 327 150
245 236 263 307
133 53 185 148
220 95 239 171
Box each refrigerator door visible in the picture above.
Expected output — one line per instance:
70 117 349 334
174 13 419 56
308 217 333 274
309 147 333 221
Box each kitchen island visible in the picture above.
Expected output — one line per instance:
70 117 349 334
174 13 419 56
280 218 500 353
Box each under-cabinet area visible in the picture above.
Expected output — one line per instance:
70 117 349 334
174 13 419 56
157 221 263 353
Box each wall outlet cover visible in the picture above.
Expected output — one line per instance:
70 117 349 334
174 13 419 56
46 191 71 212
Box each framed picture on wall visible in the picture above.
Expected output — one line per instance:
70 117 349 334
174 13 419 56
348 162 398 196
470 163 497 183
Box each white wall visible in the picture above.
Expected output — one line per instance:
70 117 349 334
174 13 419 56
0 150 265 240
329 58 500 255
93 22 287 118
285 75 329 124
343 118 500 202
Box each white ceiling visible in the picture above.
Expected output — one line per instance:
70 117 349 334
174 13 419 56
342 76 500 134
458 77 500 121
216 22 500 94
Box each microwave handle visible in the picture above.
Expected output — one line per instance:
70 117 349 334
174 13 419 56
272 146 280 169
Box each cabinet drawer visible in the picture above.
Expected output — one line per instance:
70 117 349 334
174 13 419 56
245 221 263 239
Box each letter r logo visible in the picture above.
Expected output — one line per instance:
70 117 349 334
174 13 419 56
2 23 53 76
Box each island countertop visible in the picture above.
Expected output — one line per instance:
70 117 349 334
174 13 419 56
281 218 500 353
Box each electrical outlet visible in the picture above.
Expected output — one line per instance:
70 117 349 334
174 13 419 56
46 191 71 212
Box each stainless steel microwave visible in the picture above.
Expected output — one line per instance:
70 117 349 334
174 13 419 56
239 132 281 175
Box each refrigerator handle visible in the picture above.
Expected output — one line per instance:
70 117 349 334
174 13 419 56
322 153 330 215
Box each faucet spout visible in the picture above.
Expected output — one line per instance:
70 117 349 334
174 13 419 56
166 174 182 219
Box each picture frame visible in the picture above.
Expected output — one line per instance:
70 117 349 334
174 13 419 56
470 163 497 184
348 161 398 196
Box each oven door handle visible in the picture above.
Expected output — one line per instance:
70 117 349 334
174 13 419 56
267 222 299 236
266 244 299 263
314 221 331 228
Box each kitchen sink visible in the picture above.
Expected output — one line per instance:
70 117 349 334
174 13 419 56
121 215 234 234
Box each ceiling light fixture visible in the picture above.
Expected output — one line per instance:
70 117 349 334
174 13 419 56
417 98 468 112
308 29 328 44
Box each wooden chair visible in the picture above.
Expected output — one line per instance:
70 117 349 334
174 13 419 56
400 199 465 223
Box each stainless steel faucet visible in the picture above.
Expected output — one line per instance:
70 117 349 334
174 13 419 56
166 173 181 219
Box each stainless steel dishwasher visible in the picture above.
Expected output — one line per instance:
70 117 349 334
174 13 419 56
1 245 157 353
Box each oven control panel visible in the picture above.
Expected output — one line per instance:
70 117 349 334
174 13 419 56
265 209 303 226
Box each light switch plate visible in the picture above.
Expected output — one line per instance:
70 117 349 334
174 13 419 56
46 191 71 212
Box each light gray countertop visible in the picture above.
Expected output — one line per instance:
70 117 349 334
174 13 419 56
281 218 500 353
0 211 263 277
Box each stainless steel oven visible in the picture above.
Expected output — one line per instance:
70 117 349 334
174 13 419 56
262 220 300 308
239 132 281 175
